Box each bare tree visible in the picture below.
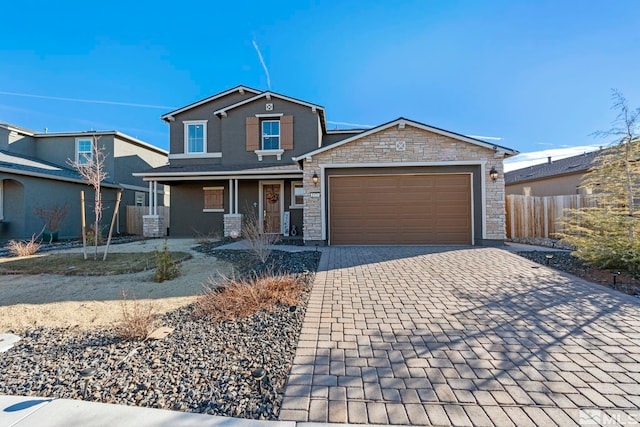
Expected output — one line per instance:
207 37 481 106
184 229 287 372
69 135 108 260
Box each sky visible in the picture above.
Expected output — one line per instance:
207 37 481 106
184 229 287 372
1 1 639 171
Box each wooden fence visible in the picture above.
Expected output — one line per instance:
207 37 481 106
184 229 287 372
505 194 596 239
126 206 170 235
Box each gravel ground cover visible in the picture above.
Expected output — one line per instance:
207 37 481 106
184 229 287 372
0 248 321 420
516 250 640 296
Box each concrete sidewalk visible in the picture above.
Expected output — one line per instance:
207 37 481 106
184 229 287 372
1 395 397 427
1 395 290 427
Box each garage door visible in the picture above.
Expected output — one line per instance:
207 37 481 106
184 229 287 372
329 174 472 245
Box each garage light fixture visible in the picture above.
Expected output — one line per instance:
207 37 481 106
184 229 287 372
312 172 319 186
489 167 499 182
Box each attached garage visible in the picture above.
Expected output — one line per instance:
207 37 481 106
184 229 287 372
329 173 472 245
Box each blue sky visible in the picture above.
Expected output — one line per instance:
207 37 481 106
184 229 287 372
1 1 638 169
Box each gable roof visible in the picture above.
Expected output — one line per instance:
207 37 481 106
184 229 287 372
0 121 37 136
33 131 168 156
293 117 518 161
213 91 327 131
0 150 119 187
505 150 600 185
161 85 261 121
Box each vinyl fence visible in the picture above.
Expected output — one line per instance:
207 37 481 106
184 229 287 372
126 206 170 235
505 194 596 239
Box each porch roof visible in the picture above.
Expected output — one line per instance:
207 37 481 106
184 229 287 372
134 162 302 181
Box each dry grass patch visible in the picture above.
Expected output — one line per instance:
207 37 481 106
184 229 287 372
6 238 42 257
195 273 306 321
0 252 191 275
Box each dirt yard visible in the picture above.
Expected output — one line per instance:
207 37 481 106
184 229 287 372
0 239 233 332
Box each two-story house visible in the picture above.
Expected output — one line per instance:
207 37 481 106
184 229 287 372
0 122 168 241
137 86 518 245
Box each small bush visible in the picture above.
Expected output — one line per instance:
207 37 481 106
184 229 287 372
194 273 305 320
154 240 180 282
242 208 279 263
115 290 157 340
7 236 42 257
85 226 103 246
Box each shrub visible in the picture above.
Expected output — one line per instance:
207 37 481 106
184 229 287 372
6 237 42 257
194 272 305 320
115 290 157 340
85 226 103 246
154 240 180 282
242 208 279 264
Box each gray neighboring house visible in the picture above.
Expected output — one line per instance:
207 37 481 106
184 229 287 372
505 151 600 197
137 85 518 245
0 122 168 241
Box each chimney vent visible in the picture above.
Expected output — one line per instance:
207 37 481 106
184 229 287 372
547 156 552 164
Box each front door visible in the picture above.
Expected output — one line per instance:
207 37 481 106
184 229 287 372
262 183 282 234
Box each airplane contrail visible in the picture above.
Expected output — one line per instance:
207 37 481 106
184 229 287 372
252 40 271 90
0 91 175 109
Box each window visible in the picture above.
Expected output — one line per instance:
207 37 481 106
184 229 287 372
262 120 280 150
203 187 224 212
184 121 207 154
76 138 93 165
135 192 145 207
290 181 304 208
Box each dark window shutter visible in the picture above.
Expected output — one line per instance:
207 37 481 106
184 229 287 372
246 117 259 151
281 115 293 150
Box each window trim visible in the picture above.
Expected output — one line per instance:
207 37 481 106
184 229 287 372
261 119 280 150
75 137 93 165
184 120 208 154
202 186 224 212
289 181 304 209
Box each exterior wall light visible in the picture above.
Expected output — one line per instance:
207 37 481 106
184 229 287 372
312 172 319 186
489 167 499 182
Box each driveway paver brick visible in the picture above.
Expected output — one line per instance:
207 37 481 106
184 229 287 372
279 246 640 425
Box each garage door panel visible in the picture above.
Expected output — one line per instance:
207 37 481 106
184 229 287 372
329 174 471 245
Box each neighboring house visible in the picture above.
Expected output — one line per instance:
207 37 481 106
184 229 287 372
0 122 168 241
136 85 518 245
505 151 599 197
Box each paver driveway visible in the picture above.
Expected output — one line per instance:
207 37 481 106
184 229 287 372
279 246 640 426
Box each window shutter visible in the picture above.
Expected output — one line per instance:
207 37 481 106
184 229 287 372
246 117 259 151
281 115 294 150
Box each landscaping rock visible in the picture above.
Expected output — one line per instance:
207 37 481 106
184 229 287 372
0 249 321 421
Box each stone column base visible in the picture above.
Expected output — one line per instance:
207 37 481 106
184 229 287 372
224 214 243 238
143 215 166 238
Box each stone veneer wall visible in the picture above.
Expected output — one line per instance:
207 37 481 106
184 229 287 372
302 125 507 243
143 215 166 238
223 214 243 238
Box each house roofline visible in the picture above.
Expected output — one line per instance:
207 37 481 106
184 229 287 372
213 90 327 131
293 117 519 161
161 85 261 121
34 131 168 156
0 166 121 188
0 122 37 136
505 169 588 186
133 168 302 179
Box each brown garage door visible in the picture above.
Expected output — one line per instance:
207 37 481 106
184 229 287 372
329 174 472 245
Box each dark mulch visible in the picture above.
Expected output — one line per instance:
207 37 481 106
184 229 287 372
517 251 640 296
194 244 322 278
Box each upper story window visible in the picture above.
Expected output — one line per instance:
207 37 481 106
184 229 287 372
76 138 93 165
184 120 207 154
262 120 280 150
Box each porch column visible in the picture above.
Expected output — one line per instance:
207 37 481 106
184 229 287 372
228 179 233 214
148 181 153 215
153 181 158 215
143 179 166 238
234 179 239 214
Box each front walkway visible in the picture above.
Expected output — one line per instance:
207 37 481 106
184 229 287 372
279 246 640 426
